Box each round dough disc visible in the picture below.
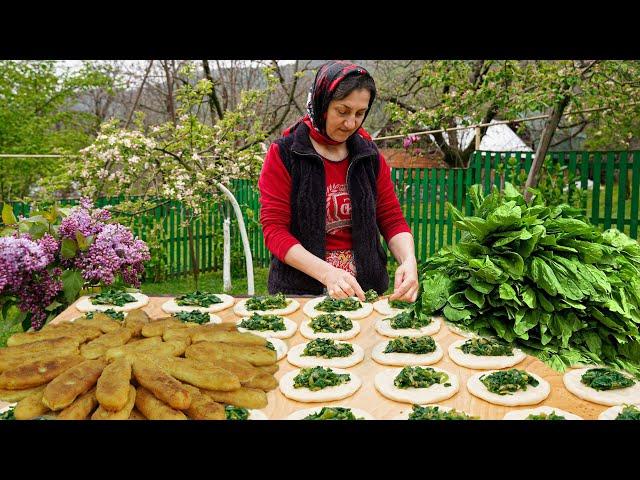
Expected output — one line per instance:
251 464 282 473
233 298 300 317
448 338 527 370
392 403 473 420
161 294 235 314
467 370 550 406
299 319 360 340
302 296 373 319
375 316 441 338
374 367 459 404
598 404 640 420
444 321 477 338
371 340 443 366
75 293 149 312
373 298 409 316
563 368 640 406
236 316 297 339
503 405 583 420
265 337 288 361
286 406 375 420
287 342 365 368
279 368 362 403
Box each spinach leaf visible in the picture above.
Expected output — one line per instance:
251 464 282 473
615 405 640 420
460 338 514 356
225 405 250 420
85 309 125 321
393 366 450 389
91 289 137 306
580 368 635 391
315 296 362 312
302 338 354 358
304 407 363 420
175 291 222 307
384 336 436 354
0 407 15 420
389 299 414 309
364 289 379 302
309 314 353 333
238 313 286 331
526 411 566 420
293 367 350 391
385 311 432 330
408 404 476 420
246 292 289 310
479 369 539 395
173 311 211 324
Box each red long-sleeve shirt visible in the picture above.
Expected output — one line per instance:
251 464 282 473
258 143 411 262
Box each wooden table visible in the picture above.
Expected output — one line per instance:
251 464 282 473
2 296 612 420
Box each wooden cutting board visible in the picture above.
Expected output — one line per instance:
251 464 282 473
1 295 614 420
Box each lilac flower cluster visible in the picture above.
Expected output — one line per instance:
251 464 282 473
58 199 111 240
0 236 50 292
403 134 420 149
0 235 63 329
75 223 150 287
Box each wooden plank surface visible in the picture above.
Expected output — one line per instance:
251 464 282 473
1 296 615 420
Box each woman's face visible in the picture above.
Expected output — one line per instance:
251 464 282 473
325 88 371 143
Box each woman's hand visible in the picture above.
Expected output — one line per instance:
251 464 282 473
320 266 366 301
388 258 419 302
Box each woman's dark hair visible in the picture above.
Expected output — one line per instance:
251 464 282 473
332 74 377 103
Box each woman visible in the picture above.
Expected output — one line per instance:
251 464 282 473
258 60 418 302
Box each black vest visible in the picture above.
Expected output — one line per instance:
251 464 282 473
266 123 389 295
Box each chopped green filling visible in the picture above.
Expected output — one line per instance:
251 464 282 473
389 299 414 309
408 405 476 420
238 313 286 332
316 296 361 312
480 369 539 395
302 338 354 358
309 314 353 333
175 291 222 307
526 411 566 420
85 309 125 321
0 407 15 421
246 292 288 310
384 336 436 354
91 289 137 306
385 311 432 330
364 289 379 302
173 311 210 324
304 407 363 420
265 341 276 351
615 405 640 420
581 368 635 391
394 366 451 389
293 367 350 391
460 338 514 356
225 405 250 420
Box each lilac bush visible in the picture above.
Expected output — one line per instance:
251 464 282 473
1 199 149 333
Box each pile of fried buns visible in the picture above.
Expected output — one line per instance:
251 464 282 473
0 310 278 419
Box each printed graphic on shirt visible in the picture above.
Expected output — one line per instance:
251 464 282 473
325 249 357 276
326 183 352 235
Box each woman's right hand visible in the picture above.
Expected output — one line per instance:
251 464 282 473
320 266 366 301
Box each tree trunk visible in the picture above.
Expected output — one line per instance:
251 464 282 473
524 94 572 202
187 221 199 290
201 60 224 121
125 60 154 129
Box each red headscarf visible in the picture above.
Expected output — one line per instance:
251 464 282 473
284 61 375 144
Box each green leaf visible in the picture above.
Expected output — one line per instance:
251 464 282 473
514 310 540 336
61 238 78 259
419 272 452 314
61 269 84 303
2 203 17 225
530 257 561 297
448 292 468 309
443 304 472 322
469 276 494 294
494 252 524 280
522 286 537 309
76 231 89 251
499 283 517 301
486 201 522 230
464 287 485 309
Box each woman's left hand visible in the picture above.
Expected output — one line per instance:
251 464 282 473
388 258 419 302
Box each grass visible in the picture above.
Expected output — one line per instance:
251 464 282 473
141 266 398 296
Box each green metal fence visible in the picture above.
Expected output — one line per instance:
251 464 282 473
8 150 640 278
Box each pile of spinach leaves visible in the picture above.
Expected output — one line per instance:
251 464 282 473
414 183 640 377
